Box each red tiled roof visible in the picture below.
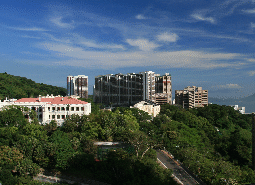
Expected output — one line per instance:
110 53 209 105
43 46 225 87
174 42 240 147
15 97 88 105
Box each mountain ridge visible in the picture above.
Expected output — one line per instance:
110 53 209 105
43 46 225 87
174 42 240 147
209 93 255 113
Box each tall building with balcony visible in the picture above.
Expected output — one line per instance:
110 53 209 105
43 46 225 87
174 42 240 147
93 71 172 107
155 73 172 105
67 75 88 99
175 86 208 109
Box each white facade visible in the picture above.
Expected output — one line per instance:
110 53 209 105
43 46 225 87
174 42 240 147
231 105 245 114
0 95 91 126
140 71 156 102
132 100 160 117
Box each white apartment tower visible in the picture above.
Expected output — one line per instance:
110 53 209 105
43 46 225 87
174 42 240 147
67 75 88 99
140 71 156 102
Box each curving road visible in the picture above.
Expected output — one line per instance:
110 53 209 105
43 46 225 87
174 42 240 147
157 150 202 185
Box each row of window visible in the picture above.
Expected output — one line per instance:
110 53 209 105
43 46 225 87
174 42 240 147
50 115 69 119
48 107 85 111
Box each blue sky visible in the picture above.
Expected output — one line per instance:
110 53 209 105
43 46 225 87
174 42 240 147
0 0 255 98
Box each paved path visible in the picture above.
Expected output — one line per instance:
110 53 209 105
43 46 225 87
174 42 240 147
157 150 203 185
33 172 110 185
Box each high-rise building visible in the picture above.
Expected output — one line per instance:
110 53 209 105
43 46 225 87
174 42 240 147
67 75 88 99
93 71 172 107
155 73 172 105
175 86 208 109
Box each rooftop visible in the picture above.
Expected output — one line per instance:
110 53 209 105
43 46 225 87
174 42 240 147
15 96 88 105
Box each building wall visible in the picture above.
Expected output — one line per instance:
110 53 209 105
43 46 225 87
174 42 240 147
133 101 160 117
1 96 91 126
67 75 88 99
175 86 208 109
93 71 172 107
155 73 172 105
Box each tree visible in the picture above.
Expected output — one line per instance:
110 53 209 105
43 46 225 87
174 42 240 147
0 107 28 127
127 131 155 158
48 130 75 170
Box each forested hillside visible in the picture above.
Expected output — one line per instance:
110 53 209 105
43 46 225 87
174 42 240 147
0 73 66 100
160 104 254 184
0 102 254 184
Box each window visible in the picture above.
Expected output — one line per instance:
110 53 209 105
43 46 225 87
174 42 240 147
61 107 65 111
76 107 79 111
49 115 51 119
57 115 60 119
66 107 69 111
81 107 84 111
48 107 50 111
57 107 60 111
62 115 65 119
71 107 74 111
52 107 55 111
52 115 55 119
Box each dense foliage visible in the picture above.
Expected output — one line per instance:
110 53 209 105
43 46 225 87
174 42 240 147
159 104 255 184
0 105 177 185
0 96 254 184
0 73 66 100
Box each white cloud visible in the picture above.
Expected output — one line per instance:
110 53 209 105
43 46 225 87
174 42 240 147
126 39 160 51
243 9 255 14
248 71 255 76
135 14 147 20
218 84 242 89
8 26 48 31
21 35 42 39
191 14 216 24
40 42 245 69
251 22 255 29
50 16 74 29
157 32 179 42
81 41 125 50
247 58 255 62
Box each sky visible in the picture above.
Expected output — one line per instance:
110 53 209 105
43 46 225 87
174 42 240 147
0 0 255 99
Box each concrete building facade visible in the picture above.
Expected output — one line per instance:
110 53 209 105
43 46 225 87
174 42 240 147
155 73 172 105
93 71 172 107
67 75 88 99
132 100 160 117
175 86 208 109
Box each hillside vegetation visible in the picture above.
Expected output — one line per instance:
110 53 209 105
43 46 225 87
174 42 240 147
0 73 66 100
0 80 254 184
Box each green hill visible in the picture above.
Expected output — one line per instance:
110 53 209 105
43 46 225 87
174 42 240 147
0 73 66 100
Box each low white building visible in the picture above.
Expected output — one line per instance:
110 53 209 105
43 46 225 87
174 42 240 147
0 95 91 126
231 105 245 114
132 100 160 117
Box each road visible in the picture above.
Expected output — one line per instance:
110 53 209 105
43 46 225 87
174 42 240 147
157 150 202 185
